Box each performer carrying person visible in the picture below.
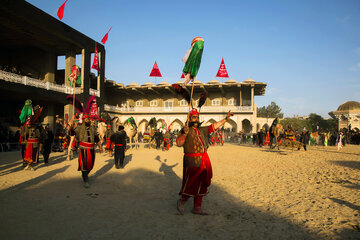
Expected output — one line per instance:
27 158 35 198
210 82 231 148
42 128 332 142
110 125 127 169
21 118 40 170
176 108 233 215
105 125 113 157
71 114 102 188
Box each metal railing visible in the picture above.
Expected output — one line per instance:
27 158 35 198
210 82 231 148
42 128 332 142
104 104 253 113
0 70 82 94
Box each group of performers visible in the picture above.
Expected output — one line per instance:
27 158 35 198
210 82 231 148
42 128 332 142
18 36 237 216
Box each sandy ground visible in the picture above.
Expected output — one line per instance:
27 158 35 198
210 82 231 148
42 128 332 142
0 143 359 240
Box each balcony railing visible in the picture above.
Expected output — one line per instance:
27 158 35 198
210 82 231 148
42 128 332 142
0 70 82 94
89 88 100 97
104 104 252 113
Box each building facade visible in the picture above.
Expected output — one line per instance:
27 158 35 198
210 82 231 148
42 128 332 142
329 101 360 131
104 78 272 134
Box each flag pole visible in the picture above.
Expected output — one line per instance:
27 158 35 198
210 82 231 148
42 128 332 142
72 77 75 119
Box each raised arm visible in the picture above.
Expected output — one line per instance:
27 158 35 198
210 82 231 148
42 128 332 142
213 111 233 130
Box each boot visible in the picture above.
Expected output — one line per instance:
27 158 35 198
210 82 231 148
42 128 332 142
192 196 208 215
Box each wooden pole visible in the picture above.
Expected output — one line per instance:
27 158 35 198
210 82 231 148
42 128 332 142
72 78 75 119
187 77 195 126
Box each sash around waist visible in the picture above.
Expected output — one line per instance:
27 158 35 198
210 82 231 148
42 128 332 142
27 139 38 143
79 141 95 148
115 144 123 146
184 152 206 157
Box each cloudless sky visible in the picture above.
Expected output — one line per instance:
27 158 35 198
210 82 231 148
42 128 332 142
26 0 360 118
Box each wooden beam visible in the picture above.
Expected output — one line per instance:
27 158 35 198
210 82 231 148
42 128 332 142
131 88 145 96
165 86 176 95
219 85 225 94
148 87 161 95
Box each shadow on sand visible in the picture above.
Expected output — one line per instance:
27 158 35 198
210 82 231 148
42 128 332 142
0 155 359 239
0 152 68 176
330 160 360 171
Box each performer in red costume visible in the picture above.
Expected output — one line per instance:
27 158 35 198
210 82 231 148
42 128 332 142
176 108 233 215
105 125 113 157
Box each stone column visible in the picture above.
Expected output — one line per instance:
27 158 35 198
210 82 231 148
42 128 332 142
81 48 90 94
65 51 75 86
43 104 55 132
239 87 242 106
44 53 56 83
98 48 106 112
251 85 254 111
64 51 76 120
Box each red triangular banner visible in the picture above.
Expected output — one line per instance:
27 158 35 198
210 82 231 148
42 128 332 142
216 58 229 78
57 0 67 20
101 26 112 44
92 43 99 72
180 72 185 78
149 61 162 77
89 97 99 119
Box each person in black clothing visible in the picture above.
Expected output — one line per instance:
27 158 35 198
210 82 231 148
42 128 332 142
40 124 54 164
154 129 163 149
299 130 310 151
258 129 264 147
110 125 127 169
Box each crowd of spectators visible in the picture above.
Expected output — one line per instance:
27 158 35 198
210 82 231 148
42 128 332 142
0 123 20 152
0 65 40 79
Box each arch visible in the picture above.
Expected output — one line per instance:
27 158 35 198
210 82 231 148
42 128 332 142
223 118 237 132
170 119 184 131
263 123 269 132
157 118 165 130
138 119 149 133
242 119 252 134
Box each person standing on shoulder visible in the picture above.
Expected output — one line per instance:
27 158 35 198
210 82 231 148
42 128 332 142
176 108 233 215
23 118 40 170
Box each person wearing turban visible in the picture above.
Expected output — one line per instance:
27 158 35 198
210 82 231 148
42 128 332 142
176 108 233 215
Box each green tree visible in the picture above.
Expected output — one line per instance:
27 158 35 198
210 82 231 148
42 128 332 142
280 118 311 132
257 102 284 118
308 113 329 131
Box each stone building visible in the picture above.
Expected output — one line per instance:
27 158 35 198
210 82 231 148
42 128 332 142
329 101 360 131
104 79 273 133
0 0 105 131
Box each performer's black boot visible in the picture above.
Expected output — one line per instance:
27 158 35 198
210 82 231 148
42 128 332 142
82 171 90 188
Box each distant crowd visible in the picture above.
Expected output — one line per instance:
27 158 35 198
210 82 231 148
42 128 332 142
0 65 40 79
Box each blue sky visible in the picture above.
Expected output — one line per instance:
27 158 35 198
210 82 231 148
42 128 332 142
27 0 360 117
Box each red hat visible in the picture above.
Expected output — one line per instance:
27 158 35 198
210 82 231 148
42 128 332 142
189 108 199 117
83 114 89 119
191 37 204 46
